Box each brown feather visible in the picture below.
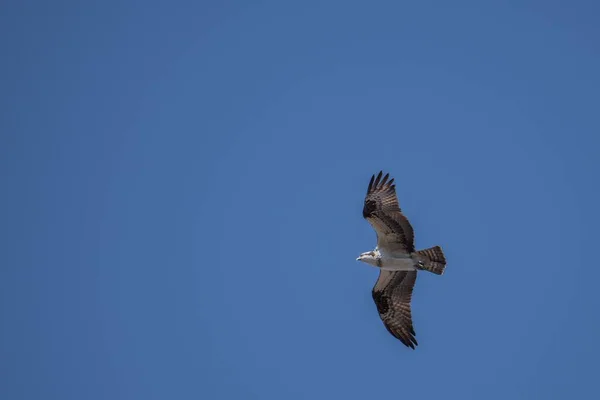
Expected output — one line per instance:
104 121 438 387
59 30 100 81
372 270 418 348
362 171 415 253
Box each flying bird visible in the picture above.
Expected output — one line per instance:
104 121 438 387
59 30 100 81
357 171 447 349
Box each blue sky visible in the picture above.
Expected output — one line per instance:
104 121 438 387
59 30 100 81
2 1 600 399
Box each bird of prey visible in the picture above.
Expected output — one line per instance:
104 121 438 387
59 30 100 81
356 171 447 349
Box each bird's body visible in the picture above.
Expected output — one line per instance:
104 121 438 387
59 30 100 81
358 248 417 271
357 171 447 349
378 255 416 272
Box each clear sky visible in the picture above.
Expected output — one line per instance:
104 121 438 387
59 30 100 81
2 1 600 399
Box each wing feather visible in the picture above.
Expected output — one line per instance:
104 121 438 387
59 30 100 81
362 171 415 253
372 270 418 348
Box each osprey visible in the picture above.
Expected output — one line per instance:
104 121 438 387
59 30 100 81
357 171 447 349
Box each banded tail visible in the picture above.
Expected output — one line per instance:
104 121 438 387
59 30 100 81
416 246 447 275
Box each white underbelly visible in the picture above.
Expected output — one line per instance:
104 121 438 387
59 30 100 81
380 257 417 271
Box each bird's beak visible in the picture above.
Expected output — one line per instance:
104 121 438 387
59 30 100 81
356 256 361 261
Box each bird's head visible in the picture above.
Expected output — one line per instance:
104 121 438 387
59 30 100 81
356 250 378 266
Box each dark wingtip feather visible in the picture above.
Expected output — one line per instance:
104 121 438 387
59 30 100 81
401 336 416 349
397 335 410 347
408 335 418 349
367 174 375 193
374 171 383 187
370 171 398 193
389 326 418 349
380 173 389 186
404 334 418 349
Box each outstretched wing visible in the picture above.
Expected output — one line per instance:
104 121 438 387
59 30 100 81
362 171 415 254
372 270 418 348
